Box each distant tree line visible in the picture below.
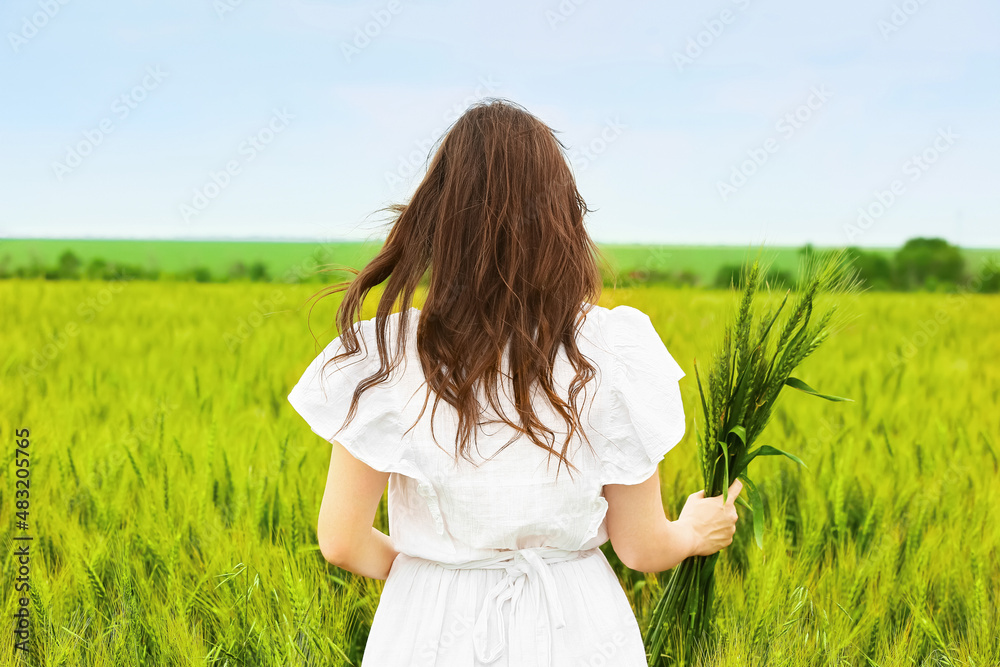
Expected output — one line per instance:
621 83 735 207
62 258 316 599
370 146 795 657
2 236 997 292
619 238 999 293
0 252 277 283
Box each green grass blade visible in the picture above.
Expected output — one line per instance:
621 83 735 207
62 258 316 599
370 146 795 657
694 361 709 426
719 441 729 502
738 473 764 550
784 376 853 402
757 289 790 342
742 445 808 469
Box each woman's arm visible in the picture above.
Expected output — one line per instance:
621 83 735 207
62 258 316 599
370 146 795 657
604 470 741 573
316 440 399 580
604 471 695 573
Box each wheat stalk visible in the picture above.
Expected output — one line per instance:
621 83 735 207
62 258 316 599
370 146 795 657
644 248 862 666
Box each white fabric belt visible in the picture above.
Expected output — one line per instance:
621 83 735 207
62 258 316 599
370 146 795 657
428 546 602 666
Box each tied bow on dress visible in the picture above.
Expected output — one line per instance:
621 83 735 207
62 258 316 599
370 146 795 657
434 546 601 666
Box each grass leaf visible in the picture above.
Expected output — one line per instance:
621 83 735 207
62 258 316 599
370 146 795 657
741 445 808 470
738 473 764 551
785 376 853 402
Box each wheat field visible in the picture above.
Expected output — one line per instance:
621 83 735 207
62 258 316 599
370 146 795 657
1 279 997 666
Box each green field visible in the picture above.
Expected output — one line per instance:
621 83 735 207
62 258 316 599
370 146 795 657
0 239 382 283
2 238 997 285
2 280 997 666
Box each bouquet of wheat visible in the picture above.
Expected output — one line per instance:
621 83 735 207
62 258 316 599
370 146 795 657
643 249 862 666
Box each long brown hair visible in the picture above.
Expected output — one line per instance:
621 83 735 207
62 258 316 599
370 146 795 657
307 98 614 481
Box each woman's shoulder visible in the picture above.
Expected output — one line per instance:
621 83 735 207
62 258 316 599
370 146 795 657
402 302 662 362
345 307 420 353
576 303 659 352
578 302 655 324
356 307 420 335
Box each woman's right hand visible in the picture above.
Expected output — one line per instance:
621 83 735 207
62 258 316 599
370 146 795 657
676 478 743 557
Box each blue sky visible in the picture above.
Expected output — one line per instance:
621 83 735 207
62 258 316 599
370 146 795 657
1 0 997 247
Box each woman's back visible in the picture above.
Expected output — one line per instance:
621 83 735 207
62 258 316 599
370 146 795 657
287 302 687 665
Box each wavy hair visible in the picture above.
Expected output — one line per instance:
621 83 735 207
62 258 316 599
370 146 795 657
307 98 613 481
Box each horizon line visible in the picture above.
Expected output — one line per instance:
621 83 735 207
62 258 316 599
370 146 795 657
1 235 993 251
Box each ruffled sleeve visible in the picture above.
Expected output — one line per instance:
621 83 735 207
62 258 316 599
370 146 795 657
598 305 687 486
287 318 410 474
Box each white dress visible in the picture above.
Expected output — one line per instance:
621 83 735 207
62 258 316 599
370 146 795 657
287 303 687 667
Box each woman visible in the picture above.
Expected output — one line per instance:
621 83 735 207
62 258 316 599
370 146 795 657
287 98 741 666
